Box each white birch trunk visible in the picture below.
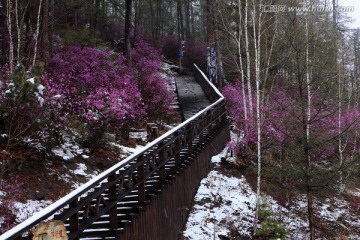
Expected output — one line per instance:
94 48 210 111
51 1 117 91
244 0 253 118
32 0 43 70
15 0 20 64
7 0 14 72
306 20 311 164
253 0 262 233
238 0 248 123
261 21 277 107
338 72 345 193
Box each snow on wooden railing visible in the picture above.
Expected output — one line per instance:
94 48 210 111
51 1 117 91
1 64 227 240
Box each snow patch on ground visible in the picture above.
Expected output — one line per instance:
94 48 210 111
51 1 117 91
183 171 256 239
183 149 360 239
14 200 53 223
51 142 85 161
183 167 308 239
129 131 147 141
73 163 87 176
110 142 144 155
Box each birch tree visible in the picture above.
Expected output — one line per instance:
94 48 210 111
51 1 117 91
252 0 262 231
6 0 14 72
244 0 253 116
304 18 315 240
238 0 248 122
31 0 43 70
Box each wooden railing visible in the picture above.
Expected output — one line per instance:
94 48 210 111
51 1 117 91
1 64 229 240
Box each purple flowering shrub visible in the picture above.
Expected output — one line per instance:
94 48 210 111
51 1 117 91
0 177 25 234
43 41 175 145
1 38 175 152
160 36 207 69
223 84 360 161
183 39 207 69
131 38 176 122
44 46 145 146
161 35 180 63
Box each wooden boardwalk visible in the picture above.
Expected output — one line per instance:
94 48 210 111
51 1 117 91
176 74 211 120
1 65 229 240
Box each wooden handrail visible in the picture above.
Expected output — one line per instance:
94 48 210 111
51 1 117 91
0 64 227 240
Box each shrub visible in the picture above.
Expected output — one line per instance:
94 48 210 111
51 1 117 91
223 84 360 158
44 46 146 145
0 177 25 234
160 36 207 69
255 202 287 240
0 64 46 144
0 64 65 175
161 35 180 63
131 38 176 122
183 38 207 69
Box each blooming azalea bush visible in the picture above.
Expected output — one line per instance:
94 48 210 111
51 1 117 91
1 37 176 155
43 40 176 145
161 36 207 69
161 35 180 63
183 38 207 69
223 84 360 161
43 46 145 146
131 38 176 122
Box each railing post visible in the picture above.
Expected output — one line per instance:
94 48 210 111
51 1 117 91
207 112 213 135
69 199 79 240
108 173 118 230
137 156 145 204
174 133 181 167
199 119 205 144
187 124 193 153
158 142 166 183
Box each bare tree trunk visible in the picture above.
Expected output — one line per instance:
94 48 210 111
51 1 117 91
252 0 262 232
338 70 345 193
307 183 315 240
190 1 195 37
177 0 184 40
207 0 215 44
238 0 247 123
6 0 14 72
49 0 54 58
244 0 253 117
155 0 162 37
261 22 277 106
31 0 43 70
15 0 20 64
94 0 100 30
305 19 315 240
41 0 49 66
185 0 191 39
134 0 140 39
124 0 132 61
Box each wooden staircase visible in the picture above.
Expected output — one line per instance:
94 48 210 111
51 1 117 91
1 64 229 240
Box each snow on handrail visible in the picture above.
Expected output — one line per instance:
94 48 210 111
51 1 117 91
0 64 224 240
193 64 224 99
